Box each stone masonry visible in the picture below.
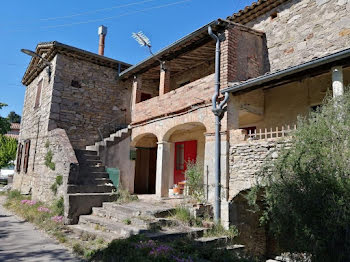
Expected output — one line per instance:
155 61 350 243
245 0 350 73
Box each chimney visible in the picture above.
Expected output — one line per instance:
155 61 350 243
98 25 107 56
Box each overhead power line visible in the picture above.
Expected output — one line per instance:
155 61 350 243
39 0 160 21
8 0 194 32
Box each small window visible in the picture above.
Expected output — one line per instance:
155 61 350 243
140 93 152 102
23 140 31 174
270 12 278 20
34 79 43 108
176 143 185 171
71 80 81 88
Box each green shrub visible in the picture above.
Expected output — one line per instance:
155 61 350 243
7 190 22 200
185 161 205 203
50 183 58 195
115 186 138 204
205 224 239 239
55 175 63 186
45 150 55 170
256 92 350 261
0 135 17 169
52 197 64 216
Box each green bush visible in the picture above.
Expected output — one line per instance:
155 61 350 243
185 161 205 203
45 150 55 170
0 135 17 169
257 92 350 261
55 175 63 186
7 190 22 200
52 197 64 216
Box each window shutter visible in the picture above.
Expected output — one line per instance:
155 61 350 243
23 140 31 173
35 80 43 108
16 143 23 172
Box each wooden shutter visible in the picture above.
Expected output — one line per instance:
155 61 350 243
35 79 43 108
16 143 23 172
23 140 31 173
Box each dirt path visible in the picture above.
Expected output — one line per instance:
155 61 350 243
0 196 82 262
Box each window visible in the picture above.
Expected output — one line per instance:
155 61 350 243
23 140 31 173
16 143 23 172
175 143 185 171
34 79 43 108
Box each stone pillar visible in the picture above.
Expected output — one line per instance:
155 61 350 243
156 141 171 198
159 63 171 96
332 66 344 98
132 75 142 110
226 94 240 131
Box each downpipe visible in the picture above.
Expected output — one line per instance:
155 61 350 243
208 25 229 223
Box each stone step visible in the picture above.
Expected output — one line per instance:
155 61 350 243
78 159 103 167
78 171 110 179
75 149 98 156
195 236 230 246
78 215 148 237
67 193 118 224
91 206 156 228
67 224 118 242
145 227 206 241
67 184 115 194
80 166 106 172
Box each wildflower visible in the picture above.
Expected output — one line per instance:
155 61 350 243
20 200 37 206
135 240 156 249
37 206 50 213
149 245 173 257
51 216 63 223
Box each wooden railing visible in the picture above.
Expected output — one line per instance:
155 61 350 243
246 125 297 140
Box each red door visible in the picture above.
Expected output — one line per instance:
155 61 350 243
174 140 197 185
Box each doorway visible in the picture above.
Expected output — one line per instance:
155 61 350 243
174 140 197 185
134 147 157 194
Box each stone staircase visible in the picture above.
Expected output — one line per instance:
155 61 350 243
68 200 207 242
66 149 117 224
86 127 129 152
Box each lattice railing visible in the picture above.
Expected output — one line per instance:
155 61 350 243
246 125 297 140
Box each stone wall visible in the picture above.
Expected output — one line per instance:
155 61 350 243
51 54 132 149
246 0 350 72
229 138 289 200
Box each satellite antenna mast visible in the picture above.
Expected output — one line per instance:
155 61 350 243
132 31 164 68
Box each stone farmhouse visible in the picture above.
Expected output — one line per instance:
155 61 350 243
13 0 350 254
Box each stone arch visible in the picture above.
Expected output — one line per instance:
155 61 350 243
131 133 158 147
162 122 207 142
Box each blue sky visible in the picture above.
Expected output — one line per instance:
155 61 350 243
0 0 254 118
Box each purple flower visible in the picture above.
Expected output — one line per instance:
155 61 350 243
149 245 173 257
37 206 51 213
135 240 156 249
21 200 37 206
51 216 63 223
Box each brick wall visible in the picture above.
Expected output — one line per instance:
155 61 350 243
246 0 350 72
220 25 267 88
51 54 132 149
132 74 215 124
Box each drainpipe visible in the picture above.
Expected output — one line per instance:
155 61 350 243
208 25 229 223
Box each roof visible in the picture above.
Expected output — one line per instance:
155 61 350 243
22 41 131 86
228 0 290 24
119 19 263 80
10 123 20 130
222 47 350 95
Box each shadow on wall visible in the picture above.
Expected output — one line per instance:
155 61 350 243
229 188 278 257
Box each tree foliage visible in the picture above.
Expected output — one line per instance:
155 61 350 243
7 111 21 123
259 92 350 261
0 103 10 135
0 135 17 168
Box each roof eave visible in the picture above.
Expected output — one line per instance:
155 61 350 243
222 48 350 95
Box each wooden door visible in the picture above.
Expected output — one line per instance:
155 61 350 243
134 148 157 194
174 140 197 185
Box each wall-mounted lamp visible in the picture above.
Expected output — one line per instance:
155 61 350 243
21 49 52 82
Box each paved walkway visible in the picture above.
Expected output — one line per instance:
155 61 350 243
0 196 82 262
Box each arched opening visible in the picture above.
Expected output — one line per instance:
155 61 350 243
133 133 158 194
163 122 207 195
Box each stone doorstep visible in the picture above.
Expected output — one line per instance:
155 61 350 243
67 224 119 242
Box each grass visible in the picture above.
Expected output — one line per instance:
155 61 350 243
114 186 138 204
90 235 259 262
123 218 132 225
204 223 239 240
171 206 202 227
